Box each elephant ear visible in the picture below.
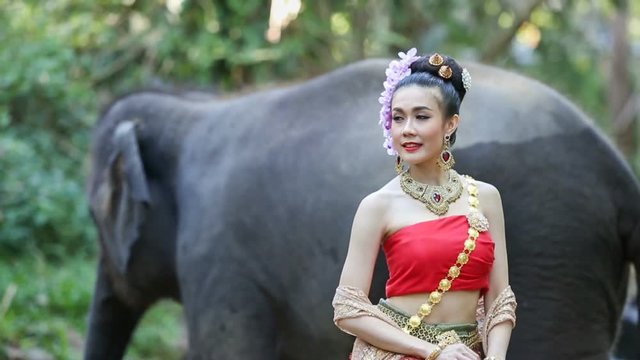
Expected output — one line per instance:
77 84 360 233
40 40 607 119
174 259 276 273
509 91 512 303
91 120 150 275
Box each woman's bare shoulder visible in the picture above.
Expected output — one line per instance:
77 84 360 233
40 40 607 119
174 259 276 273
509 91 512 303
474 179 500 198
460 175 501 208
471 179 504 219
359 184 394 212
356 177 401 219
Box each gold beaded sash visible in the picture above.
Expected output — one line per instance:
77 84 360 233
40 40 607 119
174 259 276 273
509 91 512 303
401 175 490 334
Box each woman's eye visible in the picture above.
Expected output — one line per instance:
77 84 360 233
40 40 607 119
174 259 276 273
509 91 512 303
393 116 404 122
417 115 430 120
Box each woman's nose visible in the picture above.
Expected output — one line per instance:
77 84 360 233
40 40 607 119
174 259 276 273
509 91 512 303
402 119 417 136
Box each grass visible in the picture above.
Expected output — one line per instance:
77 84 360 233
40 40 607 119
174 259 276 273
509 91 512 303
0 254 185 360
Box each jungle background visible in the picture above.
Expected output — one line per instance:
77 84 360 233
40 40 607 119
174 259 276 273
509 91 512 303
1 0 639 359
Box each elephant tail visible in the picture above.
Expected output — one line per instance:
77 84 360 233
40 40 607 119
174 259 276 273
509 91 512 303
88 106 181 302
89 119 150 277
85 93 187 358
87 92 188 289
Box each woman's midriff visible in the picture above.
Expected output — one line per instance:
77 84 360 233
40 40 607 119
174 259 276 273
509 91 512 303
386 290 480 324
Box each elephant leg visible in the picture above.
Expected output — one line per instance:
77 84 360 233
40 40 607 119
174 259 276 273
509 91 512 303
184 274 278 360
631 224 640 358
84 259 146 360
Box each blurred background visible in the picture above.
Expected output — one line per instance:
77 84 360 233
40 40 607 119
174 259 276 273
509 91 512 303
0 0 638 359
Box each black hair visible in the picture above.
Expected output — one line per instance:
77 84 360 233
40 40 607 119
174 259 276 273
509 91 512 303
393 53 466 145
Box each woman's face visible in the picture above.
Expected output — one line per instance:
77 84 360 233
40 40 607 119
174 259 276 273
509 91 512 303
390 85 458 166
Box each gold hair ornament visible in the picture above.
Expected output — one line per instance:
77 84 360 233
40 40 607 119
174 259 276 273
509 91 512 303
428 53 444 66
438 65 453 79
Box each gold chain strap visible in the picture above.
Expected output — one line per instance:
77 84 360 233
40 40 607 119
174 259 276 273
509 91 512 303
402 175 488 334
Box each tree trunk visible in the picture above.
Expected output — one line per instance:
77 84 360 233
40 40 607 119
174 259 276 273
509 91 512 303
609 0 637 159
350 0 368 60
480 0 545 63
365 0 390 57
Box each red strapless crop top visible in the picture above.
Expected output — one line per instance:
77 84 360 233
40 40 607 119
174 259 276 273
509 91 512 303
383 215 494 298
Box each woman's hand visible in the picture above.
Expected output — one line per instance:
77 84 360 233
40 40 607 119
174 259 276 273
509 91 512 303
437 343 481 360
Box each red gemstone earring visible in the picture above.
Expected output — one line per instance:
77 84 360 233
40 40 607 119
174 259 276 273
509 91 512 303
437 135 455 171
395 156 405 175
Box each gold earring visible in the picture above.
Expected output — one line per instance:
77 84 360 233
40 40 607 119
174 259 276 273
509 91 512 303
437 135 455 171
395 156 405 175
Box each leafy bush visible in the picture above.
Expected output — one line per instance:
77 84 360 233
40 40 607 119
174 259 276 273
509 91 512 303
0 130 96 258
0 255 185 359
0 255 96 358
2 0 634 259
0 2 98 258
0 0 336 258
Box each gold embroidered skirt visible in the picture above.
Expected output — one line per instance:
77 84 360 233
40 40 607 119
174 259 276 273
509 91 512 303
377 299 483 356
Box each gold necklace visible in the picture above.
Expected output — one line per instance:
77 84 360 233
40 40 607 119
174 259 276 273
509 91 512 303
399 169 463 216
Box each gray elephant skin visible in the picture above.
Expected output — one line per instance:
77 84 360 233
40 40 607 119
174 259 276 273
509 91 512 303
85 59 640 360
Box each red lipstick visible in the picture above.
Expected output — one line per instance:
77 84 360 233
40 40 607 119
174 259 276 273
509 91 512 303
402 142 422 152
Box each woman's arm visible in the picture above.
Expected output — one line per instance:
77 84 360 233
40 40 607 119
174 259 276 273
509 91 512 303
335 193 438 359
480 184 514 359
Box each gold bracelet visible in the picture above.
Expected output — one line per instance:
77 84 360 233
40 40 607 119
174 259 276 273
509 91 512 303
425 345 442 360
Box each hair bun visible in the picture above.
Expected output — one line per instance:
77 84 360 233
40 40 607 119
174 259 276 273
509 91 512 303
410 53 467 101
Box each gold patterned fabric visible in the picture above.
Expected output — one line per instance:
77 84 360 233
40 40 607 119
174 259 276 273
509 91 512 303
333 286 406 360
477 286 517 354
332 285 516 359
377 299 482 355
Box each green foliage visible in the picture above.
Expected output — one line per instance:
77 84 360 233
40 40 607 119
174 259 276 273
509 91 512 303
127 301 185 360
0 131 96 258
0 255 96 358
0 0 637 353
0 1 98 258
511 3 610 124
0 255 185 359
0 0 372 258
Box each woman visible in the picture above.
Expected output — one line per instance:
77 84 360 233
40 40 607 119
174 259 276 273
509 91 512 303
332 49 517 360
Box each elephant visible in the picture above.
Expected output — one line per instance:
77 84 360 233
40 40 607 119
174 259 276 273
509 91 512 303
84 58 640 360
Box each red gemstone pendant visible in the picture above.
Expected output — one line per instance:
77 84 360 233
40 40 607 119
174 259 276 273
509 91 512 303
433 193 442 203
442 151 451 162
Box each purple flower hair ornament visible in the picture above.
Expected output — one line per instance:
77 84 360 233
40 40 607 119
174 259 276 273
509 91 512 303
378 48 420 156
